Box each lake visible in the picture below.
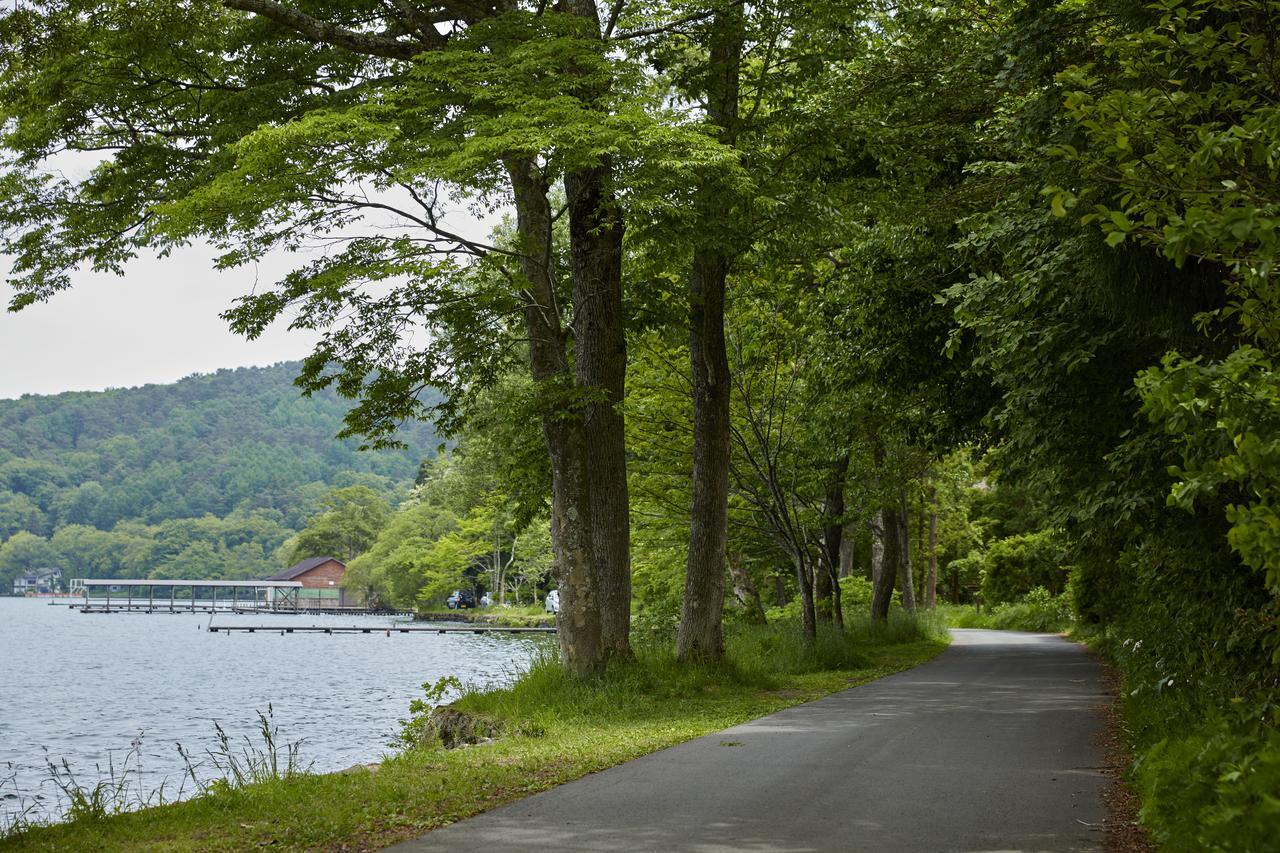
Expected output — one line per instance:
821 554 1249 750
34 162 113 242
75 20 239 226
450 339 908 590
0 597 549 826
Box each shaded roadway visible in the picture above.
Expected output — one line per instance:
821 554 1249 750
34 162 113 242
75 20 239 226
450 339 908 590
390 629 1109 852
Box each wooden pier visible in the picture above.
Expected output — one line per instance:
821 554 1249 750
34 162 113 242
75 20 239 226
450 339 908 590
208 624 557 635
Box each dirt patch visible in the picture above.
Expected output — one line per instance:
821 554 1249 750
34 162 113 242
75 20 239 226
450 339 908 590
1091 655 1156 852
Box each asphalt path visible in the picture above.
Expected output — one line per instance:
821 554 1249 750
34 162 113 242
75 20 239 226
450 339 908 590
390 629 1109 853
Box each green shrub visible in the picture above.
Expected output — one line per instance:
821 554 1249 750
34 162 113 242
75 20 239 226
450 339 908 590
764 575 875 623
939 588 1073 632
980 530 1069 603
1135 705 1280 851
988 587 1073 632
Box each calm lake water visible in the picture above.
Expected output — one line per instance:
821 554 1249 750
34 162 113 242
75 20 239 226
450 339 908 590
0 597 549 825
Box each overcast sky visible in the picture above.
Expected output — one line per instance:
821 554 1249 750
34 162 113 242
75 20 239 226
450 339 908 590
0 247 320 400
0 206 497 401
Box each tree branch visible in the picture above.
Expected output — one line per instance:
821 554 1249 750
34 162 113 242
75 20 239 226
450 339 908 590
222 0 444 60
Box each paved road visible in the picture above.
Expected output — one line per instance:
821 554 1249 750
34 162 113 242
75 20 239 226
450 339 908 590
390 630 1109 853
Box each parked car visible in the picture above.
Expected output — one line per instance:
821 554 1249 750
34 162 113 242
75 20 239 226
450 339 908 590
544 589 560 614
446 589 478 609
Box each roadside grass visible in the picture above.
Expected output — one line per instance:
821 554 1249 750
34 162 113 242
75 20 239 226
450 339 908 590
1 613 947 852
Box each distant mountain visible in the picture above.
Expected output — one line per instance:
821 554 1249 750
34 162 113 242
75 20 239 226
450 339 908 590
0 363 439 587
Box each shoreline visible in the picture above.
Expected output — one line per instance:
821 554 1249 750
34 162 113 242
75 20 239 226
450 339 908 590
414 608 556 629
0 620 945 852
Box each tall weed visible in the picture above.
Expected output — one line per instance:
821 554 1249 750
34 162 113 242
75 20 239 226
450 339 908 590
2 708 308 841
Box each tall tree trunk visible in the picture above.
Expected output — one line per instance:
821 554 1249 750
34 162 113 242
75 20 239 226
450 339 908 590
728 551 767 625
564 163 631 661
679 250 732 659
559 0 631 661
870 508 899 620
507 157 602 676
678 1 743 663
925 486 938 610
870 512 885 589
916 489 927 603
814 559 833 621
897 489 917 615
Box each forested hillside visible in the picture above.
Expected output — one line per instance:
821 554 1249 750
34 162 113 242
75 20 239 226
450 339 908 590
0 363 437 587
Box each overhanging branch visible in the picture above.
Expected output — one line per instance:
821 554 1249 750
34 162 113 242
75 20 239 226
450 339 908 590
222 0 444 59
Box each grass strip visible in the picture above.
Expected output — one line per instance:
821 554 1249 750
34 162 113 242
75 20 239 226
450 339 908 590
3 616 947 852
415 605 555 628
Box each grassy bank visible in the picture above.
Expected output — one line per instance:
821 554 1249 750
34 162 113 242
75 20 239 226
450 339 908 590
415 604 554 628
1079 625 1280 851
2 614 947 852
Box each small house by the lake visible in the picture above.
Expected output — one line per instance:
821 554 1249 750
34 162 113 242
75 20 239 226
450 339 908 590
265 557 348 606
12 567 63 596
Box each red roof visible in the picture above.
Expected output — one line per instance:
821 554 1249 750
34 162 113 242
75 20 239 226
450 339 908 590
265 557 346 581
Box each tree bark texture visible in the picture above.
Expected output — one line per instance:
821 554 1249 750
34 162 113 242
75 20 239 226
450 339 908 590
870 512 885 589
564 162 631 661
508 158 602 676
839 522 856 578
814 555 833 622
555 0 631 661
677 1 743 662
896 489 917 615
728 551 767 625
870 508 899 621
679 250 732 659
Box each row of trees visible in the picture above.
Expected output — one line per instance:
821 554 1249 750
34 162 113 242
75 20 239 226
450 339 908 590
0 0 973 675
0 484 407 590
4 0 1276 695
0 511 292 587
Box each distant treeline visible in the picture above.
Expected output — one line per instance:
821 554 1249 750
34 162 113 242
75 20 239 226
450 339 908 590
0 362 437 588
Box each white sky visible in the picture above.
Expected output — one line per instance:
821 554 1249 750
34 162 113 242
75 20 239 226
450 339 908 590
0 247 319 400
0 210 498 401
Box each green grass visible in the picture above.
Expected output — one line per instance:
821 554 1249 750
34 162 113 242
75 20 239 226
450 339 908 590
415 604 554 627
2 614 947 852
936 588 1073 633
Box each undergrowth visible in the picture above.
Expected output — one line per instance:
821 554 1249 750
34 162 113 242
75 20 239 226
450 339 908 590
938 587 1073 633
1087 624 1280 851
